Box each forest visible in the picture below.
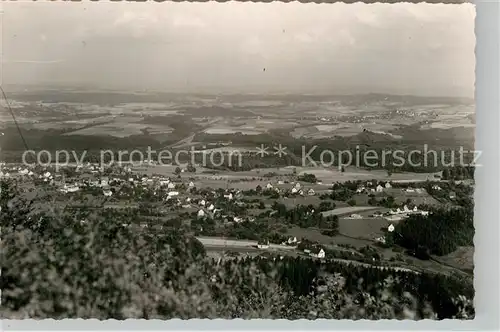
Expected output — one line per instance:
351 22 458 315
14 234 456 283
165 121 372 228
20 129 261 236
1 180 473 319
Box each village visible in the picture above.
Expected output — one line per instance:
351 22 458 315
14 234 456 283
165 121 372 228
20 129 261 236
0 158 472 274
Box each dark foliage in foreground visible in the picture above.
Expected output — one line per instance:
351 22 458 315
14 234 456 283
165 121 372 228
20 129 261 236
1 181 473 319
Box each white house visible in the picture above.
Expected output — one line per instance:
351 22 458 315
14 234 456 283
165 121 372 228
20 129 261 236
308 188 315 196
168 191 179 197
197 209 205 218
421 211 429 216
388 224 395 232
405 188 415 193
44 171 51 178
168 183 176 189
349 214 363 219
376 185 384 192
295 182 301 189
188 181 195 188
432 184 442 191
200 199 206 206
375 236 386 244
233 216 243 223
385 182 392 189
208 204 215 211
291 187 298 194
100 178 109 187
277 180 284 185
28 171 34 176
103 189 113 197
186 197 192 203
287 236 298 245
266 183 274 190
356 186 365 193
403 205 410 213
224 193 233 200
310 248 326 259
19 169 29 176
413 206 418 212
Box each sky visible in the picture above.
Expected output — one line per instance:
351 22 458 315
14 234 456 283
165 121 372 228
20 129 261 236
1 2 475 97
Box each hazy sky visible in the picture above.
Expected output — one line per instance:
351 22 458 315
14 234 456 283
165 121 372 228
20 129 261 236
1 2 475 97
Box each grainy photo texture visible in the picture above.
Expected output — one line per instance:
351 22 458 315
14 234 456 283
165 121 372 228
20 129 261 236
0 1 475 320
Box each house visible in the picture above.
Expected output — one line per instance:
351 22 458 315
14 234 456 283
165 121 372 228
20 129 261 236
277 180 284 185
257 239 270 249
287 236 298 245
413 206 418 212
375 236 386 244
349 214 363 219
308 188 315 196
197 209 205 218
310 248 326 259
405 188 415 193
291 187 298 194
449 191 456 199
421 211 429 216
103 189 113 197
432 184 442 191
188 181 195 188
376 185 384 192
168 191 179 197
385 182 392 189
266 183 273 190
224 193 233 200
233 216 243 223
208 204 215 211
295 182 301 189
388 224 395 232
356 186 365 193
43 171 51 178
168 183 176 189
416 188 424 194
396 208 402 214
200 199 206 206
19 169 29 175
403 205 410 213
298 189 304 196
100 177 109 187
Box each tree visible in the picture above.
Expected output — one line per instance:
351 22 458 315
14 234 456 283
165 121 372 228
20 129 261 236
187 164 196 173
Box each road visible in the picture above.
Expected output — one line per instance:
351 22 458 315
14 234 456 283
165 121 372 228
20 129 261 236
321 206 380 217
196 237 295 251
196 236 420 274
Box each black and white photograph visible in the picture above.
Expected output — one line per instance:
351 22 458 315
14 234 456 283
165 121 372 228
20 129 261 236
1 1 475 320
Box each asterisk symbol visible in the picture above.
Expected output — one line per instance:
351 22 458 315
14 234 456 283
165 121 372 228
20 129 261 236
274 144 287 157
256 144 269 157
